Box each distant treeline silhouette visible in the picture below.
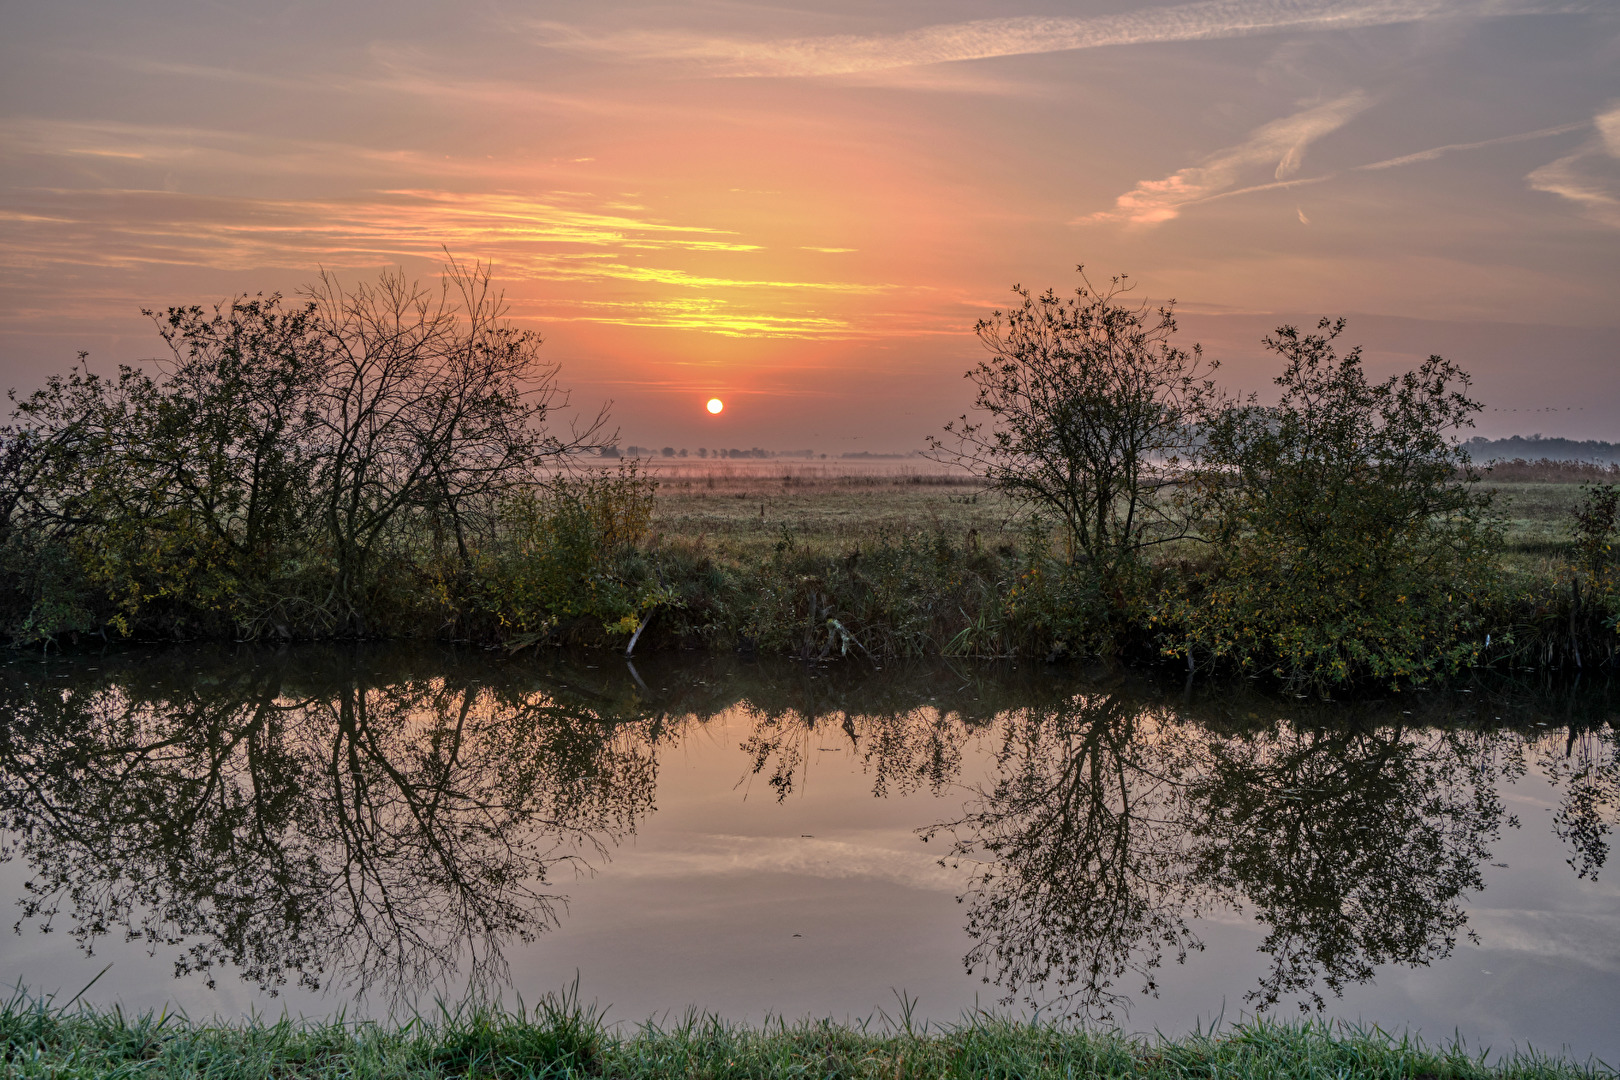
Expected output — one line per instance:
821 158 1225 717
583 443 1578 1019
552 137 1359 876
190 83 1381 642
1467 434 1620 463
605 446 820 459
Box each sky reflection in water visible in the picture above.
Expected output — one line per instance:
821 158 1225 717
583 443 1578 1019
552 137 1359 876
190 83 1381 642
0 647 1615 1060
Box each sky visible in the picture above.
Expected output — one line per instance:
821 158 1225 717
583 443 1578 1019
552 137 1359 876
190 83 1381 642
2 0 1617 451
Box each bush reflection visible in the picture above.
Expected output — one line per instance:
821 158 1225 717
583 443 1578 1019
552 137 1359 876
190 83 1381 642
0 649 1614 1017
0 650 655 998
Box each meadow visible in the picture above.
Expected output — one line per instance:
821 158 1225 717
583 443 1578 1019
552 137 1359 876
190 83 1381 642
569 455 1612 680
638 461 1003 561
637 458 1611 569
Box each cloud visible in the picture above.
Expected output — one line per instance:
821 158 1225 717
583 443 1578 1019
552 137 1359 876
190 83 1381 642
1527 103 1620 227
1465 907 1620 972
0 185 850 281
537 0 1581 77
1081 91 1371 225
547 298 859 338
0 184 903 338
1355 121 1586 169
606 833 961 892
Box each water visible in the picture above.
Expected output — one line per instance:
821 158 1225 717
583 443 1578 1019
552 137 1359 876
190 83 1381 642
0 646 1615 1061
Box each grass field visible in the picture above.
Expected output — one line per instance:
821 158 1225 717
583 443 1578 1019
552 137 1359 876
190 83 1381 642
629 459 1597 572
463 456 1618 672
3 987 1612 1080
1491 482 1588 571
641 461 1009 563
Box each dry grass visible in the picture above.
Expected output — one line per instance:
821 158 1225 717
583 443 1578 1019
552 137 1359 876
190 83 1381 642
632 461 1019 562
1474 458 1620 483
617 460 1593 574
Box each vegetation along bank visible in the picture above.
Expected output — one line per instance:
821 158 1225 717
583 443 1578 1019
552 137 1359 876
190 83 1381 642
2 987 1615 1080
1 260 1616 691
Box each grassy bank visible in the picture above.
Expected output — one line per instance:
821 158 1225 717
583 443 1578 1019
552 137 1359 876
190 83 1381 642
558 460 1620 676
7 457 1619 685
2 988 1612 1080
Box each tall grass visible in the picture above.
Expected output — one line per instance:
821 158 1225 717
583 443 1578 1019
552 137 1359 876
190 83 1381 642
2 984 1612 1079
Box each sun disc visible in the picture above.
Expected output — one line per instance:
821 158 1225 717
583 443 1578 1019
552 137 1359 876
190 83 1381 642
706 398 724 414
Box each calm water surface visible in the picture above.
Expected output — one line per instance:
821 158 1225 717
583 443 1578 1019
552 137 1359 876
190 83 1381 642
0 647 1615 1061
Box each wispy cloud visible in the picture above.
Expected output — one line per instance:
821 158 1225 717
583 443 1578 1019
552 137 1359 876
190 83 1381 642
0 185 763 267
1527 104 1620 227
1079 111 1594 225
1081 91 1371 225
0 186 901 337
538 0 1580 77
546 299 858 338
607 833 960 891
1355 121 1586 169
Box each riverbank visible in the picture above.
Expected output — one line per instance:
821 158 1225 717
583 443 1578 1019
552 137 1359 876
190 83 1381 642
3 988 1613 1079
5 458 1617 686
493 460 1618 679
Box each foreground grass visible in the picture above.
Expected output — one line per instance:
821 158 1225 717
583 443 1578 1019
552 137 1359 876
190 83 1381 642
2 988 1612 1080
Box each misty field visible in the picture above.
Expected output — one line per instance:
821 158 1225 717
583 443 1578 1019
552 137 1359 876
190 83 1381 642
639 461 1008 559
631 458 1600 571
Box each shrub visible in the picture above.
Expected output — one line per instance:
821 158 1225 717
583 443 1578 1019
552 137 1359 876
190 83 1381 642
0 260 606 643
1172 319 1500 688
470 463 660 642
1565 482 1620 659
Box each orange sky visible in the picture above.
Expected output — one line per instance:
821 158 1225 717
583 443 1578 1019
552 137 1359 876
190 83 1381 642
3 0 1617 450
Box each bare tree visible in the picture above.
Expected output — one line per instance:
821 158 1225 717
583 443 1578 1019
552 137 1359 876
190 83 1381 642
305 256 609 630
931 268 1215 582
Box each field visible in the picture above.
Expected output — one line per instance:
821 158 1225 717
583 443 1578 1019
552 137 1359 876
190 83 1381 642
627 458 1603 573
638 460 1010 562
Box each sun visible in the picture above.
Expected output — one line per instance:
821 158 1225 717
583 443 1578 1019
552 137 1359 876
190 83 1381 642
706 398 724 414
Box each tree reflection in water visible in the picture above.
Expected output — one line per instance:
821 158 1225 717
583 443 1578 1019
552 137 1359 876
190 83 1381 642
1182 718 1510 1009
744 679 1610 1021
0 650 657 999
923 694 1202 1018
1541 725 1620 880
923 697 1517 1017
1 649 1614 1019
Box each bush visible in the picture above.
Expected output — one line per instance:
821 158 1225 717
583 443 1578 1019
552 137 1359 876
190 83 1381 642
1552 483 1620 665
469 463 661 643
0 260 606 644
1171 319 1500 689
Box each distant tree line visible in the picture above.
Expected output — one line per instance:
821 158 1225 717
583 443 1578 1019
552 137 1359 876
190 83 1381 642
605 446 820 460
1466 434 1620 464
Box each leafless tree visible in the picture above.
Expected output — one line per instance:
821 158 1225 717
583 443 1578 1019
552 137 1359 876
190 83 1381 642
305 257 610 630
